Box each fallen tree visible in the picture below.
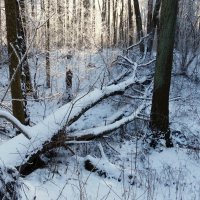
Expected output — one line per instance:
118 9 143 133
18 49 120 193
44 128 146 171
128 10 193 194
0 60 153 189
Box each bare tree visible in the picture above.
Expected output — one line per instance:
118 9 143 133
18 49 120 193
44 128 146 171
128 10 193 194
92 0 96 41
128 0 133 46
133 0 144 53
45 0 51 88
71 0 77 48
147 0 153 37
83 0 91 48
147 0 161 53
100 0 107 49
57 0 64 47
77 0 83 48
0 0 2 47
4 0 26 124
150 0 179 148
107 0 111 46
16 0 33 93
112 0 118 46
119 0 124 44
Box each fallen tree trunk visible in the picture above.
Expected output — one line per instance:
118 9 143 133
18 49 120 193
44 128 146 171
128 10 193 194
67 102 148 141
0 65 143 175
0 53 155 177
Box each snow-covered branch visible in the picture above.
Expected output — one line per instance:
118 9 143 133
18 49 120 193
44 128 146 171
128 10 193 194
0 111 31 139
67 83 152 141
127 34 150 51
0 66 141 170
67 103 148 141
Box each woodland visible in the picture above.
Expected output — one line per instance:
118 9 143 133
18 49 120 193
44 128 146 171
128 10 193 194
0 0 200 199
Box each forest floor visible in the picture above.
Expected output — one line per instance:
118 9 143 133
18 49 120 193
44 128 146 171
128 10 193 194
0 48 200 200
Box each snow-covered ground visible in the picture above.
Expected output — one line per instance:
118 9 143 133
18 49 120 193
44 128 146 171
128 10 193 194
0 48 200 200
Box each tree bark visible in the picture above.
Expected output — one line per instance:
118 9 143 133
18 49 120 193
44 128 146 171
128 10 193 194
128 0 133 46
0 1 2 47
77 0 83 48
119 0 124 44
150 0 179 147
107 0 111 46
112 0 118 46
83 0 91 48
45 0 51 88
57 0 64 47
71 0 77 48
147 0 153 36
147 0 161 53
16 0 33 94
4 0 26 124
133 0 144 53
101 0 107 49
92 0 96 41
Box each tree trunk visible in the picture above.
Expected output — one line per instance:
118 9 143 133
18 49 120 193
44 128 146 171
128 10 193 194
16 0 31 125
57 0 64 47
128 0 133 46
147 0 161 53
30 0 35 16
72 0 77 48
101 0 107 49
107 0 111 46
119 0 124 44
112 0 118 46
4 0 26 124
133 0 144 53
150 0 178 147
16 0 33 94
78 0 83 48
92 0 96 41
147 0 153 35
83 0 91 48
0 0 2 47
45 0 51 88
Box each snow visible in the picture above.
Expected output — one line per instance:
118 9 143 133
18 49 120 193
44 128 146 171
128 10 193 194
0 60 140 167
0 48 200 200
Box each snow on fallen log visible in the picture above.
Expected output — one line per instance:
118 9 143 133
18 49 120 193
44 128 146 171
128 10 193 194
83 144 135 184
67 82 152 141
0 66 140 169
67 103 148 141
0 111 31 139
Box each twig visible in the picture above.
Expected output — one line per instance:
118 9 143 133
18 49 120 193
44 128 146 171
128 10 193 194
127 34 150 51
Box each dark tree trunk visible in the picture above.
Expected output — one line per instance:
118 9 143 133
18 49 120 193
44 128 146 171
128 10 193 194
16 0 33 95
150 0 179 148
128 0 133 46
83 0 91 48
133 0 144 53
147 0 153 35
45 0 50 88
57 0 64 47
147 0 161 53
0 1 2 47
112 0 118 46
78 0 83 48
4 0 26 124
71 0 77 48
101 0 107 49
65 0 70 47
119 0 124 44
107 0 111 46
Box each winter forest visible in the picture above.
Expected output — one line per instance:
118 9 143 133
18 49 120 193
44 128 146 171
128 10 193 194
0 0 200 199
